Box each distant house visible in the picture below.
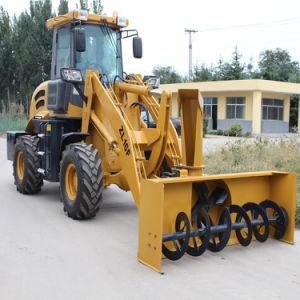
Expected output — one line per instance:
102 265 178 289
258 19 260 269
160 79 300 134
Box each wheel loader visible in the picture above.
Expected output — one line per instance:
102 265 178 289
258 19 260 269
7 10 297 273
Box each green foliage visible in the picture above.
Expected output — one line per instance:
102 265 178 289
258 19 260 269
223 130 229 136
8 0 53 111
0 113 27 134
152 66 183 84
79 0 87 10
290 95 298 128
243 132 252 138
188 47 300 84
213 47 246 80
0 0 107 115
92 0 103 14
216 129 223 135
228 124 242 136
258 48 300 82
203 114 209 137
204 139 300 225
211 58 225 80
0 7 14 109
227 47 245 79
58 0 68 14
193 64 213 82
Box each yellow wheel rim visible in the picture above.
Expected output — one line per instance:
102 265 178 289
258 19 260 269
16 151 25 181
65 163 78 201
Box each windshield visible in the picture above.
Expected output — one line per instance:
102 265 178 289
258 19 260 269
76 24 122 82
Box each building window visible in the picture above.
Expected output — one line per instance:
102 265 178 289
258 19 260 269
262 98 284 121
204 97 218 117
226 97 245 119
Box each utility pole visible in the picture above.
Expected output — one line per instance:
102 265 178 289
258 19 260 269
185 28 198 81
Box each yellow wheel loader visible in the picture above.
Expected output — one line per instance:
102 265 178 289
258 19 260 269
7 10 297 273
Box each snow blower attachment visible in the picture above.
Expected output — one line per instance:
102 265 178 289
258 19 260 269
139 174 295 273
7 11 296 274
138 89 296 273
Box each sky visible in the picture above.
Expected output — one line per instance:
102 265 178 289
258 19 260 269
1 0 300 76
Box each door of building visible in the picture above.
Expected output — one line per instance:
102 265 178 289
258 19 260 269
204 97 218 130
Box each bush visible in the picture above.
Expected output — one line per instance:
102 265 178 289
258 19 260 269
203 115 209 137
243 132 252 138
204 138 300 226
0 114 27 134
207 130 217 135
217 129 223 135
228 124 242 137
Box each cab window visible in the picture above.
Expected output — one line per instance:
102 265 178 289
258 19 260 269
55 27 71 78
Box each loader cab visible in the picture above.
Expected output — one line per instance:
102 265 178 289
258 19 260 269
48 22 126 113
50 24 123 81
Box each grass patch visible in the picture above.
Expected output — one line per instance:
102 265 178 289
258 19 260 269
0 114 27 134
204 138 300 225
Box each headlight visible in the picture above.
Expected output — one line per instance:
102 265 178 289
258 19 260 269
78 9 88 21
117 16 128 27
60 68 83 83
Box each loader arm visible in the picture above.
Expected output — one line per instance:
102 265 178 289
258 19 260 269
84 71 144 205
83 71 183 206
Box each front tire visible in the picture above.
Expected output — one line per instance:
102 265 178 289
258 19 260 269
13 135 43 194
60 143 104 220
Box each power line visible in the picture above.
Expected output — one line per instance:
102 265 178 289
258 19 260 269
197 17 300 33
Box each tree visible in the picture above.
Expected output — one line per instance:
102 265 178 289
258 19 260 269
12 0 53 110
211 58 229 80
211 48 246 81
193 64 213 82
228 47 245 79
92 0 103 14
258 48 300 82
58 0 68 15
152 66 183 84
0 6 13 111
79 0 87 10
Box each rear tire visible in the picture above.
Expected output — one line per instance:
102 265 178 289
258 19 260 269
13 135 43 194
60 143 104 220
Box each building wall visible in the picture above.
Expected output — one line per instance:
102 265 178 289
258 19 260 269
261 92 290 123
169 89 291 134
218 119 253 133
261 121 289 133
201 91 253 133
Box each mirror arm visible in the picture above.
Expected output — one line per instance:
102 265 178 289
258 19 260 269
121 29 139 39
73 83 87 103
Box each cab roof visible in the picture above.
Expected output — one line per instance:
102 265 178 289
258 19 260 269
46 10 128 30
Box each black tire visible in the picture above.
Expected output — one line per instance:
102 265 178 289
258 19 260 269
60 143 104 220
13 135 43 194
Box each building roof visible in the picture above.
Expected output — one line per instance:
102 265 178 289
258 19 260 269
160 79 300 95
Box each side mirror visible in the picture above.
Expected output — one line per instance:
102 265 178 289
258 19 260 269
75 27 86 52
133 36 142 58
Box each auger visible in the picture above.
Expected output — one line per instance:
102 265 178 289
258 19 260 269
162 200 289 261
